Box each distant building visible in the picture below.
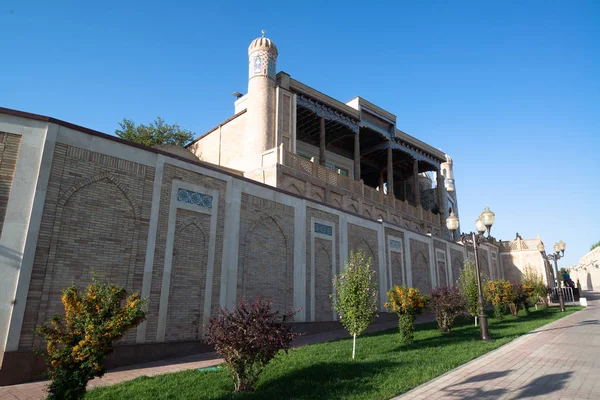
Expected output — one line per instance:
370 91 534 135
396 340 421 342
569 247 600 291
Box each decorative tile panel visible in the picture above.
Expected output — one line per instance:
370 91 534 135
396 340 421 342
314 222 333 236
249 49 277 79
389 239 403 250
177 188 213 209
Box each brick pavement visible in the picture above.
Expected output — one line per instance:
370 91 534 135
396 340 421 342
396 291 600 400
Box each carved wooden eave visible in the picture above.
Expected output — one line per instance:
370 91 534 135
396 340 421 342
288 78 360 119
395 129 446 163
295 95 360 133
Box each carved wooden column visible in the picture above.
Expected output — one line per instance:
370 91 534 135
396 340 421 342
413 158 420 207
378 169 385 191
319 116 326 166
354 130 361 180
387 144 394 196
436 169 445 225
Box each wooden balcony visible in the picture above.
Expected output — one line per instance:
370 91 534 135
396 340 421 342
279 150 443 235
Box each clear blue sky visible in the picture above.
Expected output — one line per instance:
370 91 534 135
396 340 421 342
2 1 599 267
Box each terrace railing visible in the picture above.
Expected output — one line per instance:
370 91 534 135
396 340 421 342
282 149 440 226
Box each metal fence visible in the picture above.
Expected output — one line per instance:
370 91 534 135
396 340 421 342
550 287 576 304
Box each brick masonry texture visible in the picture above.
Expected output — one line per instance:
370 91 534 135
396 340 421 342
21 143 154 349
11 139 465 356
147 164 227 342
410 239 432 293
314 238 333 321
450 248 465 286
237 193 294 315
348 223 379 304
348 224 378 265
306 207 339 321
478 247 490 279
434 240 448 287
165 209 211 341
385 227 406 288
0 132 21 238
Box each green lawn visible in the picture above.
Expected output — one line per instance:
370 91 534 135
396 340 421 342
86 306 581 400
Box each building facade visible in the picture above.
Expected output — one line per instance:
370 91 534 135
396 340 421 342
189 34 458 239
0 34 515 384
569 247 600 291
497 235 554 286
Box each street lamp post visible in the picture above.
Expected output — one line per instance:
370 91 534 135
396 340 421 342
538 240 567 312
446 206 496 341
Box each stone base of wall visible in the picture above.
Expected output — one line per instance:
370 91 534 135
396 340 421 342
0 313 401 386
0 340 214 386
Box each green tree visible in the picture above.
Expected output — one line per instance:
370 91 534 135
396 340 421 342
457 261 486 326
591 241 600 251
331 250 378 359
115 117 194 147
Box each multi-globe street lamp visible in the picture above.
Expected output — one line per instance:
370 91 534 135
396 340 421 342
446 206 496 341
538 240 567 312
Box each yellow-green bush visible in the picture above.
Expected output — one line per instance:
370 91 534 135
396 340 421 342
36 278 146 400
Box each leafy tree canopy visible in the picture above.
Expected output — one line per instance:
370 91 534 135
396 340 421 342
591 241 600 251
115 117 194 147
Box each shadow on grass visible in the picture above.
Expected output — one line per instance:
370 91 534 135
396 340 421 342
215 360 404 400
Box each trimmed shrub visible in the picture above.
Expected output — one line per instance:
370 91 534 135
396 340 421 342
509 282 533 317
522 265 549 309
206 297 299 392
429 287 467 332
385 286 427 344
36 278 146 400
331 250 378 359
487 280 514 319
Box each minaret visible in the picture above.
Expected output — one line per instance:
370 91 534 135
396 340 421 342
245 30 278 171
440 154 455 192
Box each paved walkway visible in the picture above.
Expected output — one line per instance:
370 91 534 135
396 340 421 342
0 312 434 400
396 291 600 400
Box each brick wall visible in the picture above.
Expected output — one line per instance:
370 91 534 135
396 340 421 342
188 112 247 172
14 130 467 353
433 240 448 287
21 144 154 348
237 193 294 314
348 224 378 265
314 238 333 321
165 209 211 341
450 248 464 286
146 164 227 342
478 248 490 279
348 223 379 304
306 207 339 321
385 227 406 288
0 132 21 237
410 239 432 293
